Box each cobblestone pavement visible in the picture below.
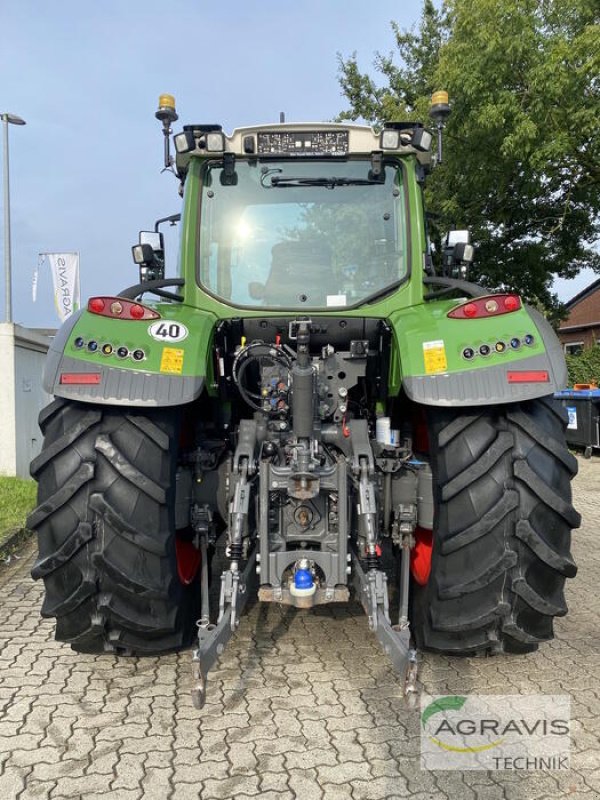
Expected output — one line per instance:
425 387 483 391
0 457 598 800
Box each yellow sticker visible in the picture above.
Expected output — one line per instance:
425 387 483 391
160 347 184 374
423 340 447 374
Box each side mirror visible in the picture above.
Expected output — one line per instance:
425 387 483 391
139 231 164 252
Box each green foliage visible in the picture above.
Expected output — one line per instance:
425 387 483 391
337 0 447 125
337 0 600 313
566 345 600 386
0 476 36 546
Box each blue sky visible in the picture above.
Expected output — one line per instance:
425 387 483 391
1 0 593 327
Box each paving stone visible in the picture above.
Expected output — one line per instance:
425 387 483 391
284 746 338 770
86 743 120 775
316 760 372 784
287 767 324 799
257 771 289 793
49 772 113 797
351 775 411 799
78 791 142 800
0 458 597 798
138 766 173 800
111 753 146 791
0 765 29 800
9 747 62 768
30 758 89 783
201 774 261 799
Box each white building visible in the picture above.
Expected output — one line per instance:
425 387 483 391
0 323 52 478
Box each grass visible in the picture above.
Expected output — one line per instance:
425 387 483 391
0 476 37 548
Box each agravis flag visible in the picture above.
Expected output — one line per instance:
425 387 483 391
35 252 80 322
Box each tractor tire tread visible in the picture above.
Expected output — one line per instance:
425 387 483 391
30 399 198 655
412 397 579 655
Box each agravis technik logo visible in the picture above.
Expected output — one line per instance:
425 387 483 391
420 694 571 770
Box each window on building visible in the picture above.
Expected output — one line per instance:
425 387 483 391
564 342 584 355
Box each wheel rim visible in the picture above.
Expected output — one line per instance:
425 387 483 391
175 535 202 585
410 526 433 585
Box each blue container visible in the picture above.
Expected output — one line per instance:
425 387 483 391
554 390 600 457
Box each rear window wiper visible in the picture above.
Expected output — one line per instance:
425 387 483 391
269 176 382 189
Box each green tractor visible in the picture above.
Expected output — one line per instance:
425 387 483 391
29 94 579 707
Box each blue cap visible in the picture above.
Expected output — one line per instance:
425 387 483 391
294 568 313 590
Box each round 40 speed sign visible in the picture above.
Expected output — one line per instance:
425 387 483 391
148 321 189 343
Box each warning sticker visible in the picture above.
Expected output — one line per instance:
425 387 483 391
423 340 447 374
160 347 184 374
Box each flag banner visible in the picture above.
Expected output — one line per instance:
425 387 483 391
45 253 80 321
32 253 46 303
32 265 39 303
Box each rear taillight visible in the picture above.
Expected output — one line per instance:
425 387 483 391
87 296 160 320
448 294 522 319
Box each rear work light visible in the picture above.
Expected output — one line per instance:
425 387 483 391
87 297 160 320
447 294 522 319
60 373 102 385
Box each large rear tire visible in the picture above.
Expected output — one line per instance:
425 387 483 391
411 396 580 655
28 398 200 654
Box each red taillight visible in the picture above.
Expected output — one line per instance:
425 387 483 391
507 370 549 383
87 296 160 320
448 294 522 319
60 373 102 385
89 298 105 313
504 295 520 311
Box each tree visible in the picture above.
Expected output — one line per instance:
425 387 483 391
337 0 600 314
337 0 447 125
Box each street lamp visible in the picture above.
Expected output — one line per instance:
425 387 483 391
2 112 26 324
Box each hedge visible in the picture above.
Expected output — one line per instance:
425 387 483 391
565 345 600 387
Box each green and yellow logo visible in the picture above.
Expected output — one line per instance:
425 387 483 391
421 696 505 753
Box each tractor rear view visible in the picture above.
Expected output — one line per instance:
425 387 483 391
29 94 579 707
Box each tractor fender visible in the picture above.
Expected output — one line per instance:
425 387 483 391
394 303 567 407
43 308 209 407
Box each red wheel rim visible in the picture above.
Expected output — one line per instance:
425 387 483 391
410 526 433 585
175 535 202 585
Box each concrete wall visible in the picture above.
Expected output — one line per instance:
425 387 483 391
0 324 52 478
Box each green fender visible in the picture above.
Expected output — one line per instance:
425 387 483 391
43 305 215 407
389 301 567 407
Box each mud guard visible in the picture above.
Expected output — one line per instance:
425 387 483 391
397 305 567 407
42 309 207 407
